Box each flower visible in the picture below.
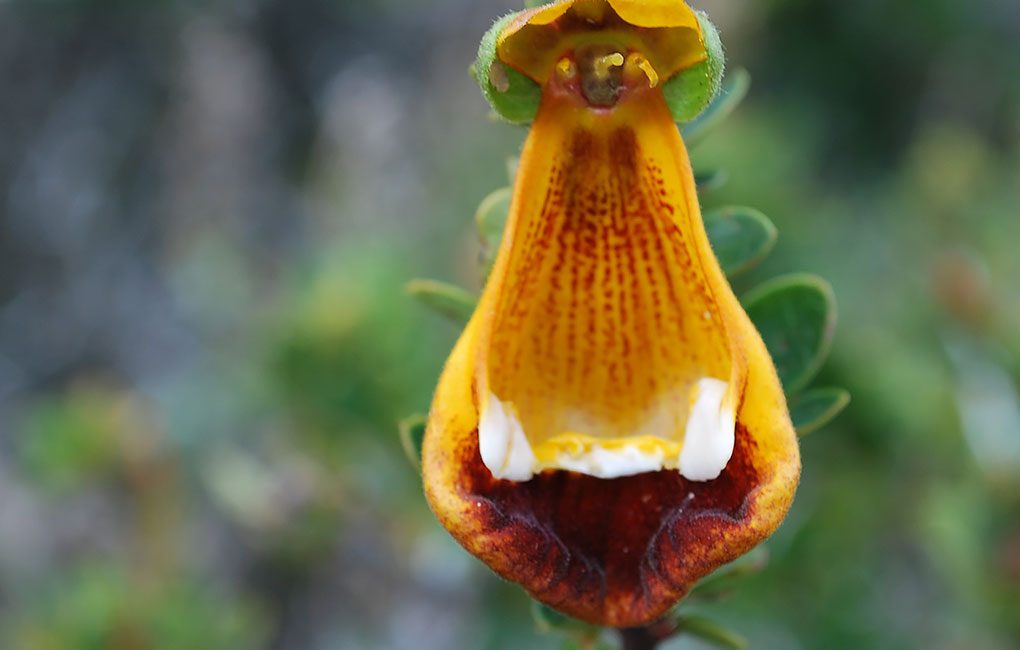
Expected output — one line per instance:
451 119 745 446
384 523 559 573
423 0 800 627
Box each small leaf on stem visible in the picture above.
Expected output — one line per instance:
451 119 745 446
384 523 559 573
704 206 778 277
790 387 850 436
674 616 749 650
406 279 477 325
695 168 729 193
476 187 512 270
532 601 604 647
688 547 770 601
681 68 750 146
743 274 837 395
397 414 427 471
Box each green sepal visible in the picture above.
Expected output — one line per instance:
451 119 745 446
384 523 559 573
743 274 837 395
523 0 549 7
474 13 542 124
791 387 850 436
672 616 749 650
680 67 750 145
397 414 427 471
688 547 770 601
663 11 725 124
704 206 778 277
475 186 512 272
405 279 477 325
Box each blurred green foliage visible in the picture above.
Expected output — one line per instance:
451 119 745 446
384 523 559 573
7 565 261 650
18 386 125 492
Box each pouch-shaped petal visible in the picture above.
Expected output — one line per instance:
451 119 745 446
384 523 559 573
423 0 799 627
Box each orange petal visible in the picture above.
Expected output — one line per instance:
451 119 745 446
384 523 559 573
423 66 798 627
606 0 701 28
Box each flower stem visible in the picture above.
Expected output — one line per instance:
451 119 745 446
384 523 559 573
618 626 663 650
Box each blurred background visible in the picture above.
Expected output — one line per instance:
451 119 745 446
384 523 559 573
1 0 1019 648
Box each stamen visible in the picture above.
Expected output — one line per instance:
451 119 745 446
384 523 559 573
625 53 660 89
556 57 578 81
592 52 625 81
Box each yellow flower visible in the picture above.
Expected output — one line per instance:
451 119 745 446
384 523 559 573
423 0 800 627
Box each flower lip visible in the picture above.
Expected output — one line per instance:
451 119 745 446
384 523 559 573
497 0 706 87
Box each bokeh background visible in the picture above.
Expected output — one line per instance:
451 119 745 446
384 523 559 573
1 0 1019 648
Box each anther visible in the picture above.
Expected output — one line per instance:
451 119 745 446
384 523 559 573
556 57 578 81
625 53 659 88
592 52 625 81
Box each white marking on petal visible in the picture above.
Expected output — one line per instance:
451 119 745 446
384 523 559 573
479 380 736 482
678 377 736 481
553 444 666 479
478 394 536 481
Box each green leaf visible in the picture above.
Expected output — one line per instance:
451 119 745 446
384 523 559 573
743 274 837 394
681 68 750 146
532 602 575 633
695 168 729 193
704 206 778 276
531 601 600 639
406 279 477 325
397 414 427 471
674 616 749 650
475 186 512 270
559 642 613 650
688 547 769 601
790 387 850 436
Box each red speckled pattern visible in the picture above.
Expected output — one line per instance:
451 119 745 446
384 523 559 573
484 127 732 447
